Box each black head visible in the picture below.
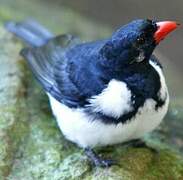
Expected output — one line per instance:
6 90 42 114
100 19 159 68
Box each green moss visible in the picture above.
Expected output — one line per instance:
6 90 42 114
52 153 89 180
119 148 154 178
0 29 29 177
143 150 183 179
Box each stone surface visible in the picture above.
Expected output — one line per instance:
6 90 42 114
0 0 183 179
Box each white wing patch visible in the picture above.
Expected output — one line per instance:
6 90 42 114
88 79 133 118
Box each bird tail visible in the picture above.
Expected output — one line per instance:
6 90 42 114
5 19 54 47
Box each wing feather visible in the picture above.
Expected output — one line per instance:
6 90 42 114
21 34 83 106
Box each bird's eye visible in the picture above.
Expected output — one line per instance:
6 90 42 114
137 36 145 45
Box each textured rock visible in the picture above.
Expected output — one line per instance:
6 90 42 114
0 0 183 179
0 28 28 177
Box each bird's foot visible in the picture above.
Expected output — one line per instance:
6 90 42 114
84 148 117 167
128 139 158 153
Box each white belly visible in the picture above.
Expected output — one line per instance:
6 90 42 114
47 60 169 148
48 94 169 148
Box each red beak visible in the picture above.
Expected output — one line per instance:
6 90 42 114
154 21 179 44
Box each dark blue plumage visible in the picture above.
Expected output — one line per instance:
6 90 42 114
5 19 164 124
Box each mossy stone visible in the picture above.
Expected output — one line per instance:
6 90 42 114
0 0 182 179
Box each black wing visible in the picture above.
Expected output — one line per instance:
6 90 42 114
21 34 85 107
21 34 106 107
6 20 107 107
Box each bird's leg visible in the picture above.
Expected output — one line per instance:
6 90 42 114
84 147 117 167
128 139 157 153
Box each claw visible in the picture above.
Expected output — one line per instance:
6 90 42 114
95 159 117 167
84 148 118 167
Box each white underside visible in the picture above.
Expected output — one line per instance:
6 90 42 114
48 60 169 148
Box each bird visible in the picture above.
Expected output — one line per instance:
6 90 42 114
5 19 178 167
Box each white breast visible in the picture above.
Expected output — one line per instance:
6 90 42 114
88 79 133 118
48 60 169 148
